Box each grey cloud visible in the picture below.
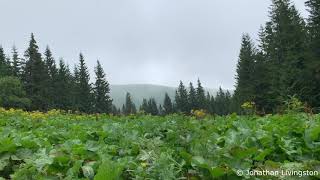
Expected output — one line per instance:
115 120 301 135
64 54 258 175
0 0 308 89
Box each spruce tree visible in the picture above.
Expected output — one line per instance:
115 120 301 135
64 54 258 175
163 93 173 115
23 34 49 111
125 92 133 114
215 87 228 115
93 60 112 113
71 65 80 110
196 79 206 109
260 0 307 111
140 98 148 113
76 53 92 113
188 82 197 111
44 47 57 81
0 46 11 77
132 104 137 114
123 92 136 115
56 59 73 110
306 0 320 57
175 81 189 113
253 50 273 113
147 98 159 115
44 46 58 109
253 25 280 113
5 56 12 76
225 90 232 114
205 92 212 113
233 34 256 108
209 95 215 114
305 0 320 109
11 46 23 78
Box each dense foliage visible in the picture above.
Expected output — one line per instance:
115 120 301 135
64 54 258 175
0 109 320 179
234 0 320 113
0 35 113 114
0 77 30 109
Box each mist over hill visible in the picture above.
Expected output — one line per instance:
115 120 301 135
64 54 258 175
110 84 226 108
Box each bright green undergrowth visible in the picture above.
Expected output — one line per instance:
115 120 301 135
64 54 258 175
0 109 320 179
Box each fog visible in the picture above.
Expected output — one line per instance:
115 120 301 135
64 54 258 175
0 0 308 89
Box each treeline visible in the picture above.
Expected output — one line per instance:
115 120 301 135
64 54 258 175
0 34 112 114
117 80 233 116
0 34 232 115
233 0 320 113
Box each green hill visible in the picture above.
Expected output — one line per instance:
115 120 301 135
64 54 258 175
110 84 223 108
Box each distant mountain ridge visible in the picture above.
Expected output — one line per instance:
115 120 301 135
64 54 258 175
110 84 225 108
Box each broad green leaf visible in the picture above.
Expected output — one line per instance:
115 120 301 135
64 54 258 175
34 149 53 171
191 156 209 169
210 167 225 178
180 151 192 165
82 165 94 179
0 154 10 171
0 137 17 153
255 149 272 161
94 160 124 180
86 140 100 152
66 160 83 179
306 126 320 141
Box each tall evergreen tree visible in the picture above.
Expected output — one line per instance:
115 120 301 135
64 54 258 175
233 34 256 109
5 56 12 76
23 34 49 111
205 92 212 113
44 47 57 81
55 59 73 110
259 0 307 111
140 98 148 113
0 46 11 77
208 95 215 114
44 46 58 109
252 50 273 113
93 60 112 113
163 93 173 115
147 98 159 115
215 87 230 115
123 92 136 115
11 46 23 78
225 90 232 113
71 65 80 110
75 53 92 113
305 0 320 109
188 82 197 111
175 81 189 113
196 79 206 109
306 0 320 56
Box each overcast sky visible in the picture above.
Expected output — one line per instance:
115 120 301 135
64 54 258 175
0 0 308 89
